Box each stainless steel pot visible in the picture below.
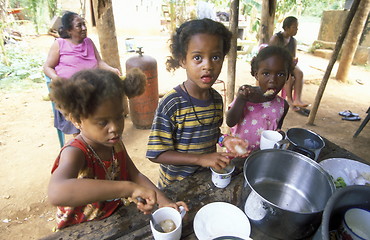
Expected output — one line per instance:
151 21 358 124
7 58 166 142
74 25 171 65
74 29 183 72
275 128 325 161
242 149 335 239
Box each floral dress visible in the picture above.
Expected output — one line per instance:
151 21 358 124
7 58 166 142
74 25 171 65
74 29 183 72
229 96 285 152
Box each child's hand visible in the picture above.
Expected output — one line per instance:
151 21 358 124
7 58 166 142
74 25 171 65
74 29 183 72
199 152 234 170
160 200 189 213
132 187 157 214
237 85 262 102
223 136 250 158
111 67 121 76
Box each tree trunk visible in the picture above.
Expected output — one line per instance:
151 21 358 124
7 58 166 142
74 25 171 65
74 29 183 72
307 0 360 125
91 0 129 115
259 0 276 44
169 1 176 33
226 0 239 109
335 0 370 83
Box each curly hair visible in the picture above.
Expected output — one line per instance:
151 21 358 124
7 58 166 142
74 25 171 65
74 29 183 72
250 46 294 77
49 68 146 122
166 18 232 72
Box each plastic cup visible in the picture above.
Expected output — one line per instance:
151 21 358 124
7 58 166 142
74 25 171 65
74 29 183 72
211 164 235 188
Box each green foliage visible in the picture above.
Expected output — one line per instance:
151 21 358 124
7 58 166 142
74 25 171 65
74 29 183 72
9 0 56 34
240 0 261 40
0 42 44 90
308 42 323 53
301 0 344 17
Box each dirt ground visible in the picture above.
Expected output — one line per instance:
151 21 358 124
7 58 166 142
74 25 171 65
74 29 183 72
0 34 369 240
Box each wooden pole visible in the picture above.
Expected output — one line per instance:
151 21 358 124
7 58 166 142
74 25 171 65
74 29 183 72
226 0 239 108
307 0 360 125
259 0 276 44
335 0 370 83
91 0 129 115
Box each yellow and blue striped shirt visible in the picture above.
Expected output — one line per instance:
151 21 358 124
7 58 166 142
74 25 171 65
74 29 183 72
146 85 223 188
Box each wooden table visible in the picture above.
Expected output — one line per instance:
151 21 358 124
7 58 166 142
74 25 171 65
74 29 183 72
41 138 367 240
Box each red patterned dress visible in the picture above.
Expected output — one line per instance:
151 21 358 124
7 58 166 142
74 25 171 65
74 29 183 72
51 138 129 229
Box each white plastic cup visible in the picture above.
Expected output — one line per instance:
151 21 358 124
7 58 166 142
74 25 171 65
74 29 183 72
150 206 186 240
260 130 283 150
211 164 235 188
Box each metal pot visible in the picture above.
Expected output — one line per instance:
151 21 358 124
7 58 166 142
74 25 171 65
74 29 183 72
275 128 325 161
242 149 335 239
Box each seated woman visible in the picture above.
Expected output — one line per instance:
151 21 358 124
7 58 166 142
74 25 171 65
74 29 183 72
43 11 120 143
269 16 308 110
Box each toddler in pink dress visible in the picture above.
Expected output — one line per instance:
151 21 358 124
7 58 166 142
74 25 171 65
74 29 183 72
226 46 294 152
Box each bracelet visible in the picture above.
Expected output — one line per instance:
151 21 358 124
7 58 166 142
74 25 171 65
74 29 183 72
218 134 228 147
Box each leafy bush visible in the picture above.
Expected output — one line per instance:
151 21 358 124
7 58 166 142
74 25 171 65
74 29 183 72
0 42 44 90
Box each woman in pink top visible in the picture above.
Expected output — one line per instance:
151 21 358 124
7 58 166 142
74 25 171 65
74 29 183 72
43 11 120 137
226 46 293 152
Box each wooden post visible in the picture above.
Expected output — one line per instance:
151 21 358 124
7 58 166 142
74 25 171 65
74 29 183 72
226 0 239 108
169 1 176 33
335 0 370 83
91 0 129 115
259 0 276 44
307 0 360 125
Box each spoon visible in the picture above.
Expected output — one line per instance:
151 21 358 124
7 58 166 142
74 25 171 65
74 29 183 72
150 212 164 233
136 197 164 233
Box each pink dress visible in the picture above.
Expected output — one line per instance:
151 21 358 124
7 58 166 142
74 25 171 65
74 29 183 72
229 96 285 152
55 37 98 78
53 37 98 134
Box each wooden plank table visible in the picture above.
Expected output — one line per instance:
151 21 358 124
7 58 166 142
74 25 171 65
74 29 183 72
41 138 367 240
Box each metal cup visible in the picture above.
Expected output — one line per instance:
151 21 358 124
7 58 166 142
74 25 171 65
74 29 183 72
275 128 325 161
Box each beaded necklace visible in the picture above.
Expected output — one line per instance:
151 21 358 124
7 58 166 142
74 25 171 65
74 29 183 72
182 82 216 126
81 137 116 180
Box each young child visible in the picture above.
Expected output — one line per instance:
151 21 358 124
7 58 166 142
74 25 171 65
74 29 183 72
146 18 248 189
226 46 293 152
48 69 188 230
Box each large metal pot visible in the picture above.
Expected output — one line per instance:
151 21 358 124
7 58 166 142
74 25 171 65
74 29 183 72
275 128 325 161
242 149 335 239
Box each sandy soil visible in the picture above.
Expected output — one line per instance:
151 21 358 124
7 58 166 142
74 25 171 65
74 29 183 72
0 34 369 239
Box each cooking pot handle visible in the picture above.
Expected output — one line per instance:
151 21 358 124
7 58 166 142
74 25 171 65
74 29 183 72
274 139 290 149
293 146 316 160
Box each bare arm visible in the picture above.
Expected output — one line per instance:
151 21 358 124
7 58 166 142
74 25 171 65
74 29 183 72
43 40 62 81
48 146 156 213
269 34 279 46
226 96 247 127
292 38 297 58
151 137 248 170
125 148 188 211
151 150 234 171
92 41 121 76
226 85 263 127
